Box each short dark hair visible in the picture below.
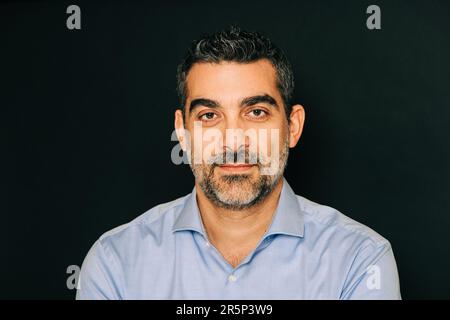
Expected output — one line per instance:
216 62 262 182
176 26 295 121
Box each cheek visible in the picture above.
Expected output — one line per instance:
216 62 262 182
188 126 225 164
251 126 287 155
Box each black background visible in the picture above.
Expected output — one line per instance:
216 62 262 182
2 0 450 299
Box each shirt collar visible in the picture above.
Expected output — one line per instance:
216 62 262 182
172 177 305 238
172 185 205 235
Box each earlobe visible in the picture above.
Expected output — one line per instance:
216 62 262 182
288 104 305 148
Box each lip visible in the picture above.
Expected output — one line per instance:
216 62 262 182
217 164 256 172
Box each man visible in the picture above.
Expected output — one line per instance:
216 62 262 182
76 26 401 299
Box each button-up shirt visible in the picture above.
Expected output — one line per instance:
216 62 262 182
76 178 401 299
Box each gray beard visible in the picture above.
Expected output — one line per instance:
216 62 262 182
191 141 289 210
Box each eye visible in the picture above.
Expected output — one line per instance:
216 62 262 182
247 108 268 119
199 112 218 121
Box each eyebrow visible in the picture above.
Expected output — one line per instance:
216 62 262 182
188 94 279 114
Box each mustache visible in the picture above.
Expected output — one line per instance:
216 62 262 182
205 148 262 167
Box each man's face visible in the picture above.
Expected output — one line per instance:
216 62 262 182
178 59 292 210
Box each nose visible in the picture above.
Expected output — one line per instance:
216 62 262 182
224 129 246 152
222 127 251 164
223 114 252 151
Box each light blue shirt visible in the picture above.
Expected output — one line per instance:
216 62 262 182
76 178 401 299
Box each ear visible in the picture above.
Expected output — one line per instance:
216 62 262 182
174 109 187 151
288 104 305 148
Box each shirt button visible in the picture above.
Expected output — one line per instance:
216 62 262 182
228 274 237 282
205 241 210 247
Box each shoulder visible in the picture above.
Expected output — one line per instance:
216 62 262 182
294 194 400 297
77 194 191 299
295 194 391 251
96 194 189 250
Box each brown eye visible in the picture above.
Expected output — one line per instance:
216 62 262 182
199 112 217 121
248 109 267 118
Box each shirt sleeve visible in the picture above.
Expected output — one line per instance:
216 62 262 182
340 241 401 300
76 239 123 300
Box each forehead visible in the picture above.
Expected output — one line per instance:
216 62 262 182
185 59 280 105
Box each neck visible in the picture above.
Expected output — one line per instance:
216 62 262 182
195 178 284 256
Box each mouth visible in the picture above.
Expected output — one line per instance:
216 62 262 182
217 164 256 172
